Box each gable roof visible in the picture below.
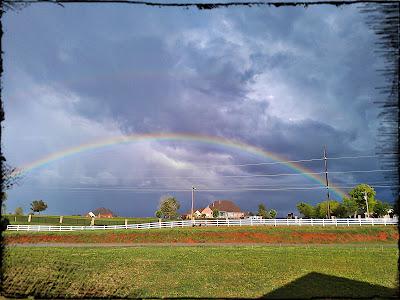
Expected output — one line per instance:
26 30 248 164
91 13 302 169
93 207 114 216
183 208 205 215
209 200 242 212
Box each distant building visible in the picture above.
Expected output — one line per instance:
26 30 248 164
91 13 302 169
182 200 244 219
89 207 115 218
182 209 204 219
201 206 213 218
209 200 244 219
87 211 96 218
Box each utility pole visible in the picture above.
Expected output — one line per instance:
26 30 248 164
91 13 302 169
364 191 370 218
323 146 331 218
191 186 196 220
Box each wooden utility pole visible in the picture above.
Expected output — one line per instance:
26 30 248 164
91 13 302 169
191 186 196 220
323 146 331 218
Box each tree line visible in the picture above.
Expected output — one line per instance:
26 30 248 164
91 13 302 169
297 184 394 218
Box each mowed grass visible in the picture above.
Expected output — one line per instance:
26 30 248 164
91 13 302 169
3 245 398 298
5 214 158 226
5 225 398 244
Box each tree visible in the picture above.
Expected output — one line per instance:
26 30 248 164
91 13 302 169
14 207 23 216
30 200 48 214
346 184 377 217
315 200 340 218
158 195 180 219
342 197 359 218
2 163 22 191
269 209 277 219
296 202 315 218
212 209 219 218
155 210 163 219
332 203 348 218
2 163 23 215
372 200 392 217
258 203 270 219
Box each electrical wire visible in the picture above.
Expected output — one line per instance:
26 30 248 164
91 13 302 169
23 185 399 193
93 168 398 180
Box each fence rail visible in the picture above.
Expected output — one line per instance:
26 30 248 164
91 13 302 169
6 217 398 232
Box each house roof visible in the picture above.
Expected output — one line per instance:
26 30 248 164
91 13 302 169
93 207 114 216
209 200 242 212
183 208 205 215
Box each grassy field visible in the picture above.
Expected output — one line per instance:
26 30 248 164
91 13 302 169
4 214 158 226
3 245 398 298
5 225 398 244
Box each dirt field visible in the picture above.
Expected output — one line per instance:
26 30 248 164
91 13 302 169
5 225 398 244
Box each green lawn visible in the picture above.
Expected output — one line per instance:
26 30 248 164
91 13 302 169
4 214 158 226
3 245 398 298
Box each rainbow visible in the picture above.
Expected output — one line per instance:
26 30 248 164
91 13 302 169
12 132 346 198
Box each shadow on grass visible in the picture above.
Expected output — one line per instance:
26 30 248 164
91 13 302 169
261 272 398 299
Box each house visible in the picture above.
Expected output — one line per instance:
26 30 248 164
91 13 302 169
182 209 204 219
91 207 115 218
209 200 244 219
182 200 244 219
200 206 213 218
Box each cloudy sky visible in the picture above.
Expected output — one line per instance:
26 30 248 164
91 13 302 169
2 2 396 217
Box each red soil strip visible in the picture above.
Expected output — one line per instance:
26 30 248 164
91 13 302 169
5 229 399 245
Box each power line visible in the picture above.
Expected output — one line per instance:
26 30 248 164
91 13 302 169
18 153 398 178
96 168 397 180
22 180 395 190
24 185 399 193
23 168 397 182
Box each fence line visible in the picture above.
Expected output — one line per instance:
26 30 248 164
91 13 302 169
6 218 398 232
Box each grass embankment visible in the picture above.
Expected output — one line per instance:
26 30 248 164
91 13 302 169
3 246 398 298
4 214 158 226
5 225 398 244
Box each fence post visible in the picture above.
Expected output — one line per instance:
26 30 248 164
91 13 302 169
250 218 253 226
227 218 230 227
28 214 32 223
335 218 337 227
274 219 277 227
322 219 325 227
239 219 242 226
371 218 374 226
358 215 362 226
299 218 302 226
60 216 63 224
347 219 349 226
286 218 289 226
384 218 387 226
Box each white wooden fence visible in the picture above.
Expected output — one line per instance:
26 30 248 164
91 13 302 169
6 217 398 232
